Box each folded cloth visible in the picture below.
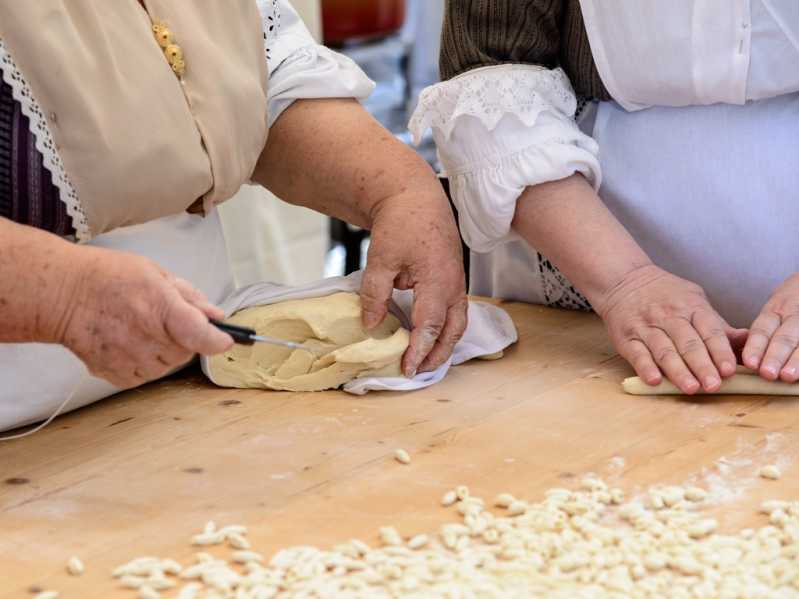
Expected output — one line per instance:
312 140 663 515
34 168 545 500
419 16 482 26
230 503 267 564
200 272 518 395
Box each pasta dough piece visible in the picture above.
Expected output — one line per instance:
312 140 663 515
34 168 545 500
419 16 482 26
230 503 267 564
207 293 409 392
623 372 799 396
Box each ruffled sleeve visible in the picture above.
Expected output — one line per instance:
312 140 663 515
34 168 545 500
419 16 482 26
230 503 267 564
259 0 375 128
409 65 601 253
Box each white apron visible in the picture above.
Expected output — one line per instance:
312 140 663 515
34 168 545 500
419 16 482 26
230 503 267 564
0 212 235 432
472 0 799 328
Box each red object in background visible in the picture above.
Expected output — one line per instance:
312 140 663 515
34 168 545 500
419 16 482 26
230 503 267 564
321 0 406 45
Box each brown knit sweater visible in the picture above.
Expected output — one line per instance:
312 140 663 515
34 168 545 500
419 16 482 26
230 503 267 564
440 0 611 101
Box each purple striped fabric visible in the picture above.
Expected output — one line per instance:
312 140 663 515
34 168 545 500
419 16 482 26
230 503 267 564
0 75 75 236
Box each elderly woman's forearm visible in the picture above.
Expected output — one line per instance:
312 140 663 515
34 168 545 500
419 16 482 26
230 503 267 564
0 218 82 343
512 174 653 307
252 98 438 229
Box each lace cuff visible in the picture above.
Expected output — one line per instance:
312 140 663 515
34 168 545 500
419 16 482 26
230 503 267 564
409 65 601 253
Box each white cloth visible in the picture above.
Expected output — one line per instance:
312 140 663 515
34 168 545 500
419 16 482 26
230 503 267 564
595 94 799 328
200 272 518 395
0 210 235 433
409 65 601 253
262 0 375 128
580 0 799 111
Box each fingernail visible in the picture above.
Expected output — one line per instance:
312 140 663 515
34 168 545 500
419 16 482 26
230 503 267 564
703 376 720 390
782 366 796 379
720 361 734 376
744 355 759 369
363 314 379 329
762 364 778 379
684 379 700 393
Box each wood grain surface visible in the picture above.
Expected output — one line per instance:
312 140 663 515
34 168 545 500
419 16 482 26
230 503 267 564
0 301 795 596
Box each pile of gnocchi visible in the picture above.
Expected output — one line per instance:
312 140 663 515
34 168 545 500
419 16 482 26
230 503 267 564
40 473 798 598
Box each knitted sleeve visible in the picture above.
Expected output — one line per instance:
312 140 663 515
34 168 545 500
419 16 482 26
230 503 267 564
440 0 562 80
439 0 609 100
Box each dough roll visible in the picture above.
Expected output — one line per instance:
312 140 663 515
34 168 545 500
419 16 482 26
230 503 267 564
623 372 799 396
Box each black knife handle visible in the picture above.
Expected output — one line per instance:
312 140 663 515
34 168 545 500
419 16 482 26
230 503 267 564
210 319 256 346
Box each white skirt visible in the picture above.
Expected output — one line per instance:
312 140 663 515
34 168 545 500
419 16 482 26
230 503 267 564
470 92 799 329
0 210 235 432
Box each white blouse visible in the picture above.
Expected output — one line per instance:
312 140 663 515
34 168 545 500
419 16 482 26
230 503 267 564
0 0 374 242
410 0 799 255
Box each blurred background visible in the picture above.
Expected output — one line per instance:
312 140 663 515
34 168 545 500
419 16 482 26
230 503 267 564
220 0 443 289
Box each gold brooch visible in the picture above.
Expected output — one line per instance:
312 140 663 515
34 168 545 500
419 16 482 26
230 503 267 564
152 20 185 78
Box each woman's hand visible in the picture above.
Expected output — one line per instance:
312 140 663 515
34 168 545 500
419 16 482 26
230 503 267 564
52 246 233 389
254 98 468 378
361 189 468 377
511 176 747 393
596 265 747 394
742 273 799 382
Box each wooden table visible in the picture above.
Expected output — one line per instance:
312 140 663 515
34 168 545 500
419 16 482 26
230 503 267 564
1 302 796 597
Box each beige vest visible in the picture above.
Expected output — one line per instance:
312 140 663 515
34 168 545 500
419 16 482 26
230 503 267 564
0 1 268 238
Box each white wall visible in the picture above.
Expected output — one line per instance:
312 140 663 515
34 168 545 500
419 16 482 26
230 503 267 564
219 0 327 288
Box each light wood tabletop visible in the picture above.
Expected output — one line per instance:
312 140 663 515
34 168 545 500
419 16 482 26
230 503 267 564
0 301 796 597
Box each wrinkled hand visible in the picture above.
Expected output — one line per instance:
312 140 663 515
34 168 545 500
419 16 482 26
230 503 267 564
360 190 468 377
743 273 799 382
596 265 747 394
53 246 233 389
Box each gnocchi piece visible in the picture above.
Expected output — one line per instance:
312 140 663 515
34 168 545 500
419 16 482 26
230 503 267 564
232 551 264 564
138 586 160 599
191 533 224 546
227 533 251 550
66 556 85 576
394 449 411 465
683 487 708 502
378 526 402 547
407 534 429 550
760 465 782 480
493 493 515 508
177 583 203 599
507 500 528 517
441 490 458 507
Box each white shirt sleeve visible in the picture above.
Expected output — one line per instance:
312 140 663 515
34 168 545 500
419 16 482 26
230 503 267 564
409 65 601 254
258 0 376 128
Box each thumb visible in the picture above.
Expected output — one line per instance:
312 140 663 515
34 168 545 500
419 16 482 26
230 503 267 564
165 293 234 355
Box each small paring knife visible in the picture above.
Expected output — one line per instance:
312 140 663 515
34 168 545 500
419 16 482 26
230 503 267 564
210 319 317 355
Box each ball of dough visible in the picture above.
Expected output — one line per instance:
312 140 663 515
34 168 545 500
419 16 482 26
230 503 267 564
207 292 409 392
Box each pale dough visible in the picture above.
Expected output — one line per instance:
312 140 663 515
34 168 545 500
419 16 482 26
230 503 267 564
623 366 799 396
207 292 409 392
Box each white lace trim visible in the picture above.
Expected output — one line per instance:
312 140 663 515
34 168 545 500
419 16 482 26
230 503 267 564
258 0 282 70
0 38 90 242
409 65 578 145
